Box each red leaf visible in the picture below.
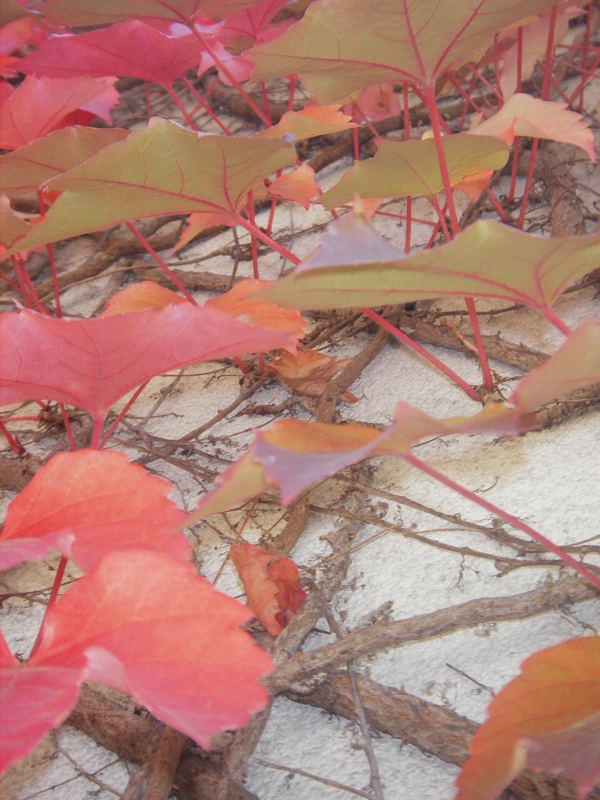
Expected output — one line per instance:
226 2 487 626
173 210 237 252
456 636 600 800
230 542 306 636
18 20 203 87
254 102 357 141
31 551 274 748
265 347 357 401
0 304 298 432
0 633 82 776
27 0 273 26
267 164 321 209
101 281 186 316
0 76 119 150
0 450 190 572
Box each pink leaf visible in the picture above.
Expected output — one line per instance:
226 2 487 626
0 633 82 776
0 449 190 572
18 20 203 87
0 76 119 150
31 551 274 748
0 304 298 430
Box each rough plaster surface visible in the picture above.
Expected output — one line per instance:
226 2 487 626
1 82 600 800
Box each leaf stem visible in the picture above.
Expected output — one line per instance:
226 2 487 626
180 75 232 135
543 307 571 336
360 308 479 401
403 453 600 592
166 85 198 130
29 554 68 658
125 222 197 303
0 420 24 455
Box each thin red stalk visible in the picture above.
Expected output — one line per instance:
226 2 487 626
188 27 270 126
493 34 502 96
125 222 197 303
373 209 436 226
13 254 48 314
443 71 487 117
166 84 198 130
351 117 360 161
425 86 493 388
507 27 523 202
428 195 451 243
234 213 300 265
0 269 22 292
29 555 68 658
98 382 148 449
180 75 232 135
0 420 24 455
260 81 272 125
484 186 508 220
578 6 592 110
543 307 571 335
37 190 61 316
245 192 260 280
403 84 413 253
90 417 103 449
541 7 557 99
287 75 296 112
404 453 600 591
59 403 75 450
517 137 539 228
457 70 479 129
566 51 600 107
360 308 479 400
144 80 152 121
470 66 503 103
266 196 277 235
354 102 381 139
550 76 571 105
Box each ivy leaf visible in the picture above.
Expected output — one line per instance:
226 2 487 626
173 211 237 252
187 402 522 520
0 127 129 199
319 134 509 208
0 303 298 431
205 278 306 337
265 348 357 401
18 20 203 88
0 76 119 150
230 542 306 636
267 164 321 209
255 214 600 313
248 0 556 102
0 633 83 776
510 321 600 410
30 551 274 749
1 119 296 256
455 636 600 800
25 0 270 25
101 281 186 316
0 450 190 572
254 102 357 141
471 93 595 159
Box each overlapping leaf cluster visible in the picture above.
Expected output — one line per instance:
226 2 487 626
1 0 599 797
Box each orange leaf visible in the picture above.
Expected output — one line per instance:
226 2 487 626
255 101 357 140
229 542 306 636
205 278 306 339
172 210 236 253
101 280 186 316
265 347 357 401
267 164 321 209
456 636 600 800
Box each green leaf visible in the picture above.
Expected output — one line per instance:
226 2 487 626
0 127 129 198
320 134 509 208
256 214 600 312
2 119 296 256
248 0 557 102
